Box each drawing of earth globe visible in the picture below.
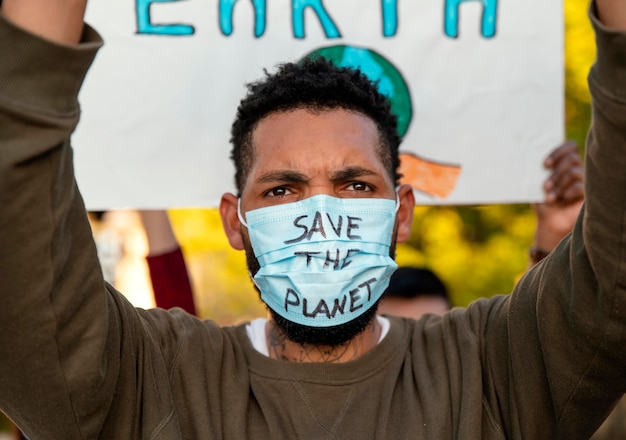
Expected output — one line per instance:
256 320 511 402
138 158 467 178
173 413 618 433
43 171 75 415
302 45 413 138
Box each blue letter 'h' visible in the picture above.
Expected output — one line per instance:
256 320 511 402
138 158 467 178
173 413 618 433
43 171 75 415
444 0 498 38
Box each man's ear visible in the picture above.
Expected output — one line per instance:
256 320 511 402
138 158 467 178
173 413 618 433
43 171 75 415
395 184 414 243
219 193 245 250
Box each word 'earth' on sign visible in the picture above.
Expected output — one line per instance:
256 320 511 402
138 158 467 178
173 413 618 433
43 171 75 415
135 0 499 39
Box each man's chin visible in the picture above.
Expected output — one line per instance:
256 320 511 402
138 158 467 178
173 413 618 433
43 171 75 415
244 238 381 347
268 303 379 347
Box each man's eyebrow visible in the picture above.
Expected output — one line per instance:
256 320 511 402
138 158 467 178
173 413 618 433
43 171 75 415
256 170 309 184
330 166 378 181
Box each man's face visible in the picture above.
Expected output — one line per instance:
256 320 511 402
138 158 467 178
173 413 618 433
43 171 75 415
220 107 414 345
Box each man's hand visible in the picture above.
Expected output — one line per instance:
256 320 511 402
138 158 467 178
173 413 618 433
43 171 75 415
531 141 584 264
597 0 626 30
1 0 86 44
541 141 584 206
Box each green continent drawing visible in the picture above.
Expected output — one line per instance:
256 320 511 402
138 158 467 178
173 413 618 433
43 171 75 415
303 45 413 138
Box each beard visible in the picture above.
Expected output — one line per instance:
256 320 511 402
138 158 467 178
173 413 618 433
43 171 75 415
269 301 379 347
241 227 398 348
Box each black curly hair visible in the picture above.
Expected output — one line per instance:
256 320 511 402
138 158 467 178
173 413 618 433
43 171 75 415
229 56 402 195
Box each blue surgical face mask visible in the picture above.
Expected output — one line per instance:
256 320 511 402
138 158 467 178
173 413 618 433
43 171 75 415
238 194 399 327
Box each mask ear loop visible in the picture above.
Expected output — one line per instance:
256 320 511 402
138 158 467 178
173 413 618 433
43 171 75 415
237 198 248 228
394 188 401 214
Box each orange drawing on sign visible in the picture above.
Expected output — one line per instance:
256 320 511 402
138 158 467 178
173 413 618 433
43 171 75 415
399 153 461 199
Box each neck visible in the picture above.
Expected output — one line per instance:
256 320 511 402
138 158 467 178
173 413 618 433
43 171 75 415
265 317 381 363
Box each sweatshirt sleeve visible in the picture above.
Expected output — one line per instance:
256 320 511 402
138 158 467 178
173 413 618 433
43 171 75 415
493 5 626 438
0 13 121 438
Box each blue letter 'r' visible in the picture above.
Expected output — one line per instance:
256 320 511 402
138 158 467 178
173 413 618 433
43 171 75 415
220 0 267 37
292 0 341 39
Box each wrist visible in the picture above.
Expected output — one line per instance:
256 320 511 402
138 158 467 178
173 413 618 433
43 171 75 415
529 246 551 266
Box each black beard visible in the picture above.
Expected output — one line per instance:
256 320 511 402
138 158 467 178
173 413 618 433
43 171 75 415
269 302 379 347
241 230 395 348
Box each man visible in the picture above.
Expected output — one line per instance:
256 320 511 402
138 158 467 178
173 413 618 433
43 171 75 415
1 1 625 439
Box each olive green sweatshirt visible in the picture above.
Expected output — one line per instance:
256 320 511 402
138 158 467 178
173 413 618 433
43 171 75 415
1 4 626 439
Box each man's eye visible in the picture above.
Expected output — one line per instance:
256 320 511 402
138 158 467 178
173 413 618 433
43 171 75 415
265 187 290 197
348 182 372 192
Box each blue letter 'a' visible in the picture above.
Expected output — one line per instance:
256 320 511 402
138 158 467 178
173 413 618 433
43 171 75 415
444 0 498 38
136 0 195 36
292 0 341 39
220 0 267 37
381 0 398 37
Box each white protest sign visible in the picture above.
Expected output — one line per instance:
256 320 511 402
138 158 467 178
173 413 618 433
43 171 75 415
74 0 563 209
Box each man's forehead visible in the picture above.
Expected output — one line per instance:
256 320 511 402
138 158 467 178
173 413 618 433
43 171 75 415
253 107 378 133
250 108 380 149
235 107 395 197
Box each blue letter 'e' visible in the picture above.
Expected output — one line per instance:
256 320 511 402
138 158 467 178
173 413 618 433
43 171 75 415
136 0 195 36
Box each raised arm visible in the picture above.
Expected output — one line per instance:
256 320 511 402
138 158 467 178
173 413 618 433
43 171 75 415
497 2 626 437
139 210 197 315
0 4 200 437
0 2 119 437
